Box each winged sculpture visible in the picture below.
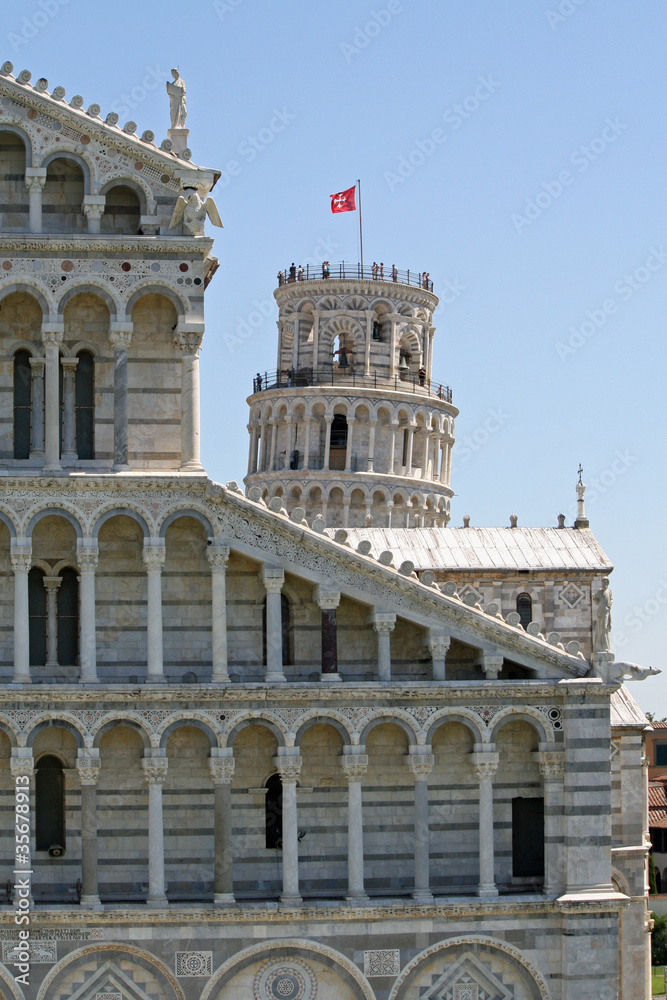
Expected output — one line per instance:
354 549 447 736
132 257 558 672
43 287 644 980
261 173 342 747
169 187 223 237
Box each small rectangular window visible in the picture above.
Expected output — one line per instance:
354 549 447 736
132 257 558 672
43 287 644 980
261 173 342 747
655 743 667 766
512 797 544 878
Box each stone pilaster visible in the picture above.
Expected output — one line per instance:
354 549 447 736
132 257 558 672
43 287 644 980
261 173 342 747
142 541 166 682
472 747 499 897
209 752 235 904
207 544 230 682
175 326 204 472
77 541 99 683
24 167 46 233
428 631 451 681
369 611 395 681
142 753 168 907
41 325 63 471
316 586 341 682
341 751 369 902
10 543 31 683
262 566 286 683
28 358 45 457
76 751 102 908
406 749 434 902
109 325 132 471
274 754 302 905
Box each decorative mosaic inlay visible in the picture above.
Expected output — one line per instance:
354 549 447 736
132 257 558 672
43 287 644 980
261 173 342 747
560 583 585 608
175 951 212 977
3 940 56 963
364 949 400 977
254 958 317 1000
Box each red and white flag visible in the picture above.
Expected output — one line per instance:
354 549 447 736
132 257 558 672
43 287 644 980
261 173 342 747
330 185 356 213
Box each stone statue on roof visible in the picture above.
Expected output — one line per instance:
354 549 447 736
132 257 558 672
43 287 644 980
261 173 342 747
166 68 187 130
169 186 223 237
593 577 612 652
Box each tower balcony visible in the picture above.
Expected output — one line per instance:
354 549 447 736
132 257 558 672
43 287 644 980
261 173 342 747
277 261 434 291
251 367 453 404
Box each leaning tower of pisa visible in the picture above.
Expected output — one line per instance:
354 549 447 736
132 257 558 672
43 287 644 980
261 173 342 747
244 262 457 528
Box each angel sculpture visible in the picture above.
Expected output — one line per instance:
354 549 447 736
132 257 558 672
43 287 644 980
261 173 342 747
169 187 223 237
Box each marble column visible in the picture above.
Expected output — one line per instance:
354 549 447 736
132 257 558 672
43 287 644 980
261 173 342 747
316 586 341 682
175 328 204 472
42 326 63 472
344 417 355 472
342 497 350 528
24 168 46 233
439 439 447 484
274 754 302 904
341 751 369 902
481 652 504 680
369 612 396 681
405 425 415 476
386 500 394 528
323 416 333 470
406 749 434 902
82 195 106 234
43 576 62 668
109 326 132 471
77 541 99 683
258 420 268 471
61 358 78 463
142 754 168 906
445 439 453 484
142 541 166 682
428 632 451 681
209 752 236 904
28 358 45 457
367 419 377 471
208 544 230 682
364 309 374 374
247 423 259 474
302 417 311 471
472 747 499 897
11 543 31 683
262 566 286 682
537 749 565 895
76 751 102 908
268 419 278 471
388 423 398 474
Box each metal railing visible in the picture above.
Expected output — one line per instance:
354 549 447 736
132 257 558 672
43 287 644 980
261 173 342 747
251 367 452 403
277 261 434 292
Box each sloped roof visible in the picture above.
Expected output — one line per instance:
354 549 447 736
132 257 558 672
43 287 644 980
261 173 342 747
611 685 650 728
332 527 613 573
649 782 667 827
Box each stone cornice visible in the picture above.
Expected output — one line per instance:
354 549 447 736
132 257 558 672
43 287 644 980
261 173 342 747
246 383 457 417
0 235 214 256
0 895 627 928
0 74 210 177
274 278 438 310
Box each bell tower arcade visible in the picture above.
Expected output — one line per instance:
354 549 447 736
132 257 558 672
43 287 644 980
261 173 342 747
245 263 457 528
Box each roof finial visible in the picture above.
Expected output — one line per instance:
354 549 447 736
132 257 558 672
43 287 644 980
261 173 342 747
574 463 589 529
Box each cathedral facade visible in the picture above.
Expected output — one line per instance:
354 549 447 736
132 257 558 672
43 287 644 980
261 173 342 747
0 61 654 1000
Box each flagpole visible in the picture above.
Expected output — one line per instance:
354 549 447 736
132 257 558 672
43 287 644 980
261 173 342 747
357 178 364 272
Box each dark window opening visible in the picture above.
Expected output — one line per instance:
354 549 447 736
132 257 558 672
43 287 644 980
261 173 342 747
265 773 283 849
262 593 293 666
35 755 65 852
512 796 544 878
57 567 79 666
651 828 667 853
75 350 94 459
329 414 347 470
655 744 667 766
28 567 47 666
401 428 408 466
13 350 31 459
516 593 532 629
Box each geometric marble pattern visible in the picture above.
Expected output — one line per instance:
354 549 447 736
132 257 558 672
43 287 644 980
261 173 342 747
421 953 512 1000
364 950 401 977
175 953 212 977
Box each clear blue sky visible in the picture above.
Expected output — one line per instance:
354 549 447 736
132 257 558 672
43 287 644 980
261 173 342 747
5 0 666 711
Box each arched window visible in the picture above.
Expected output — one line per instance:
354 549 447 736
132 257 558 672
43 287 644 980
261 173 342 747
13 350 31 459
28 567 47 666
42 158 85 233
57 568 79 666
516 593 532 629
262 593 293 666
329 414 347 470
101 184 141 234
75 350 94 459
265 773 282 849
0 131 28 231
35 755 65 853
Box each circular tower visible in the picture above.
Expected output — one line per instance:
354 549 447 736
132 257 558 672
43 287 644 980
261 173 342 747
244 262 457 528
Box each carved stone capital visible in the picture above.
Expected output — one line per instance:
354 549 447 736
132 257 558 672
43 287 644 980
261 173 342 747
406 753 434 777
42 576 63 594
10 545 32 574
209 756 235 785
369 612 396 633
82 195 105 221
315 585 340 610
471 751 499 780
109 328 133 351
61 358 78 381
428 633 451 657
28 357 45 377
76 755 101 786
41 328 63 347
77 545 99 573
273 755 302 782
207 544 230 572
10 755 35 779
24 170 46 192
175 330 204 355
142 757 168 784
142 542 166 572
262 566 285 593
537 751 565 778
341 754 368 782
